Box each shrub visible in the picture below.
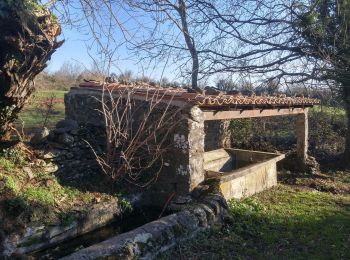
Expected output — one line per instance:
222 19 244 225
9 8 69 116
5 197 28 216
59 211 77 226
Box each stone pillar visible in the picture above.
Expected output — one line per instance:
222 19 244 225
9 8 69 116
188 106 205 190
204 120 231 151
150 106 205 204
296 109 309 165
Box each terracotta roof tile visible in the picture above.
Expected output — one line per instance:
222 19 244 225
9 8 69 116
78 82 320 108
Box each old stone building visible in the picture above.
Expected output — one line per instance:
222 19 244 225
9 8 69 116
65 82 319 204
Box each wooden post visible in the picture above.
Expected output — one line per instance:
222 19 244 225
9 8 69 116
296 109 309 165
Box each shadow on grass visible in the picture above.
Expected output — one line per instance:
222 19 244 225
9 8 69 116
167 214 350 259
161 187 350 259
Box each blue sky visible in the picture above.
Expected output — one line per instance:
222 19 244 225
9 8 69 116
47 27 88 72
47 25 140 75
46 16 181 83
44 1 217 85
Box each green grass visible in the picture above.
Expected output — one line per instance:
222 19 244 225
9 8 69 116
0 147 27 166
0 157 16 171
0 174 20 194
24 186 55 206
17 90 66 130
32 90 66 99
0 145 101 230
162 185 350 259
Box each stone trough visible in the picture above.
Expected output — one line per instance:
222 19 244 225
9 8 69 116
204 149 285 200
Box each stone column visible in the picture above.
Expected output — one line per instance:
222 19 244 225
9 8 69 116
296 109 309 165
151 106 205 205
188 106 205 190
204 120 231 151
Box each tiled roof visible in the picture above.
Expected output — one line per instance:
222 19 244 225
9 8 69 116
78 82 320 108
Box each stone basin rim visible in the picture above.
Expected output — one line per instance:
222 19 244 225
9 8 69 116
204 148 285 183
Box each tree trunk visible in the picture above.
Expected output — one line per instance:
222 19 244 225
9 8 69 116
191 48 199 90
344 87 350 166
178 0 199 89
0 101 24 141
0 82 34 141
0 1 62 140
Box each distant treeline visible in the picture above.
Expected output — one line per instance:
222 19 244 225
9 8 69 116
37 61 343 108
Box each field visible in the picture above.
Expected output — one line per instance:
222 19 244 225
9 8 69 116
16 90 66 133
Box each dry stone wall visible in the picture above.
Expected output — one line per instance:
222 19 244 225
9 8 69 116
31 119 105 189
64 88 207 206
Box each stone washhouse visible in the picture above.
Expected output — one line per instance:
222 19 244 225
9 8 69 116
65 82 320 203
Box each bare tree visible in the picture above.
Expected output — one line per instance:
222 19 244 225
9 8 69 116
116 0 201 89
54 61 83 81
50 0 350 163
189 0 350 164
177 0 199 89
35 61 84 90
215 77 237 92
49 1 222 88
118 70 133 84
90 86 182 186
0 0 62 140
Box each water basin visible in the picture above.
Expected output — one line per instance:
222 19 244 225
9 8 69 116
204 148 285 200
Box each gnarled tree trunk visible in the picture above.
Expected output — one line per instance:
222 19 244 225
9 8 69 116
0 1 62 140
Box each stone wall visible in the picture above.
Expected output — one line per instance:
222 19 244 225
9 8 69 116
31 119 105 189
65 88 104 126
64 88 207 206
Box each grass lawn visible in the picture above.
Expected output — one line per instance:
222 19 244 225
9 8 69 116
162 180 350 259
31 90 66 99
17 90 66 132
